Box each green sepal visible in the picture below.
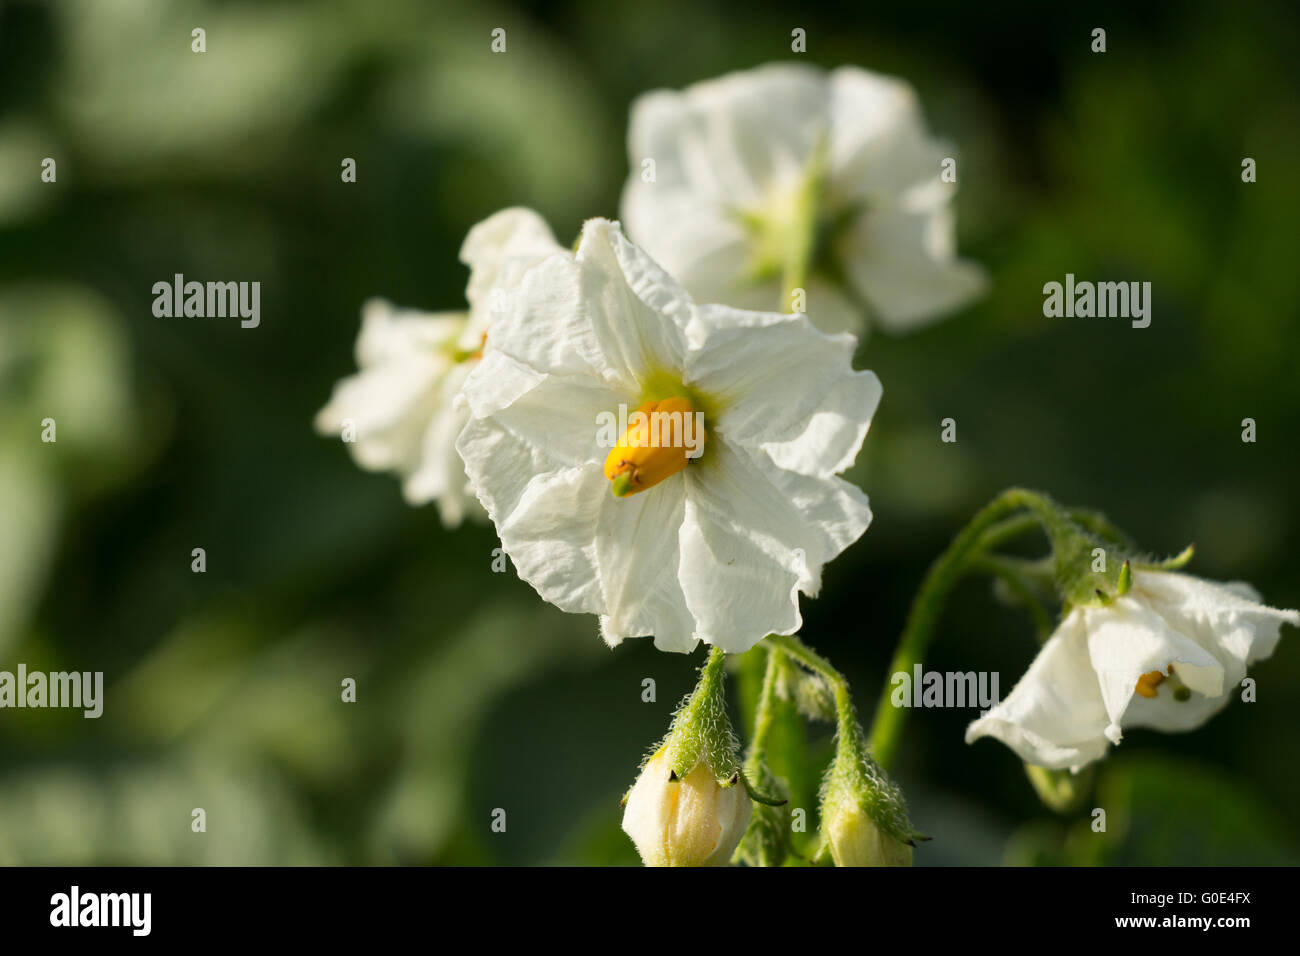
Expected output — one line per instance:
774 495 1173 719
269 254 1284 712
821 732 926 849
1137 544 1195 571
661 647 742 784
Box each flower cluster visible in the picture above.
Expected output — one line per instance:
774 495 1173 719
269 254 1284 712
314 63 1294 868
318 64 968 649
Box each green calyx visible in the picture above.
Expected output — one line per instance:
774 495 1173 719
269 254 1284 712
654 647 782 809
660 647 741 784
821 727 927 853
1028 492 1194 610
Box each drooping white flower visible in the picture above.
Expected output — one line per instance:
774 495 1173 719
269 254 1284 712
314 207 563 526
622 746 752 867
621 63 986 336
456 218 880 653
966 569 1298 771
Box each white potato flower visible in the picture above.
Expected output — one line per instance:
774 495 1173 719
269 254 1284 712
966 569 1298 771
621 63 986 336
314 208 563 526
456 218 880 653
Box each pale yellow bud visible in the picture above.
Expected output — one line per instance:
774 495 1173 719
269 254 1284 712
621 747 751 867
824 798 913 867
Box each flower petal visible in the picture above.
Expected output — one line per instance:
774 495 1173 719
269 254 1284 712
487 461 608 616
460 206 563 347
626 64 829 209
596 480 696 653
482 219 691 394
403 364 484 525
1136 569 1298 667
839 203 987 332
687 305 880 477
1081 597 1225 742
965 610 1112 771
676 439 865 651
828 66 950 202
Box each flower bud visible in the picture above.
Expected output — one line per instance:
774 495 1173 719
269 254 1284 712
621 746 752 867
822 795 913 867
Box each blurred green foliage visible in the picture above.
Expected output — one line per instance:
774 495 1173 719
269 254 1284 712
0 0 1296 864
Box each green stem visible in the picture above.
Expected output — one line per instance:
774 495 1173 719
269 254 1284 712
765 633 864 752
747 646 781 766
867 488 1067 769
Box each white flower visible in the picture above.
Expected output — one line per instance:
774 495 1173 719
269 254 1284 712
314 208 563 526
621 746 752 867
456 218 880 653
621 63 986 337
966 569 1298 771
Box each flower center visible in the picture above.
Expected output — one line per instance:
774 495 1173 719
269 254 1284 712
1134 665 1192 702
603 396 706 498
1134 670 1166 698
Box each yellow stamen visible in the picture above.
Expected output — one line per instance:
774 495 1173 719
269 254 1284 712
1134 670 1166 699
603 396 705 497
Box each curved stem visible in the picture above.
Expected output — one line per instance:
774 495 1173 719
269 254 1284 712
867 488 1064 769
765 633 865 753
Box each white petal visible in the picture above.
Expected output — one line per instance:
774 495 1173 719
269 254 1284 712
678 441 862 652
596 480 697 654
828 67 949 203
490 462 608 616
461 350 623 465
1081 598 1225 742
965 611 1112 770
314 359 442 472
687 305 880 477
456 362 621 523
353 299 464 367
621 750 673 867
626 64 829 210
402 364 484 526
617 191 752 311
1135 569 1298 668
840 203 987 332
482 219 690 394
751 463 872 596
459 206 563 347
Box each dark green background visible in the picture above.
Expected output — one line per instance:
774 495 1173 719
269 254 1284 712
0 0 1296 864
